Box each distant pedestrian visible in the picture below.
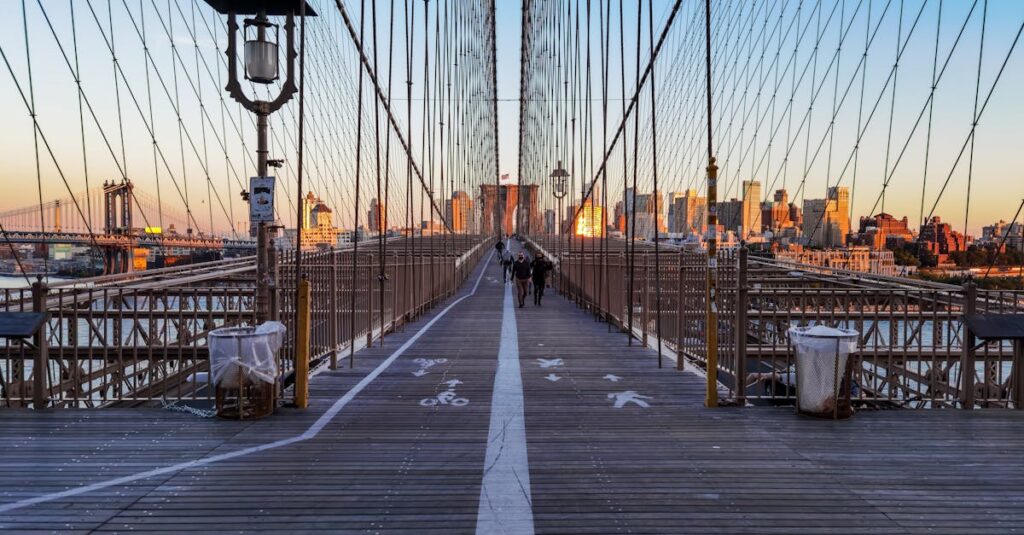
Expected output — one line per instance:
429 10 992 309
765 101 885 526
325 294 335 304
530 253 553 306
501 249 514 282
494 239 505 263
511 251 532 308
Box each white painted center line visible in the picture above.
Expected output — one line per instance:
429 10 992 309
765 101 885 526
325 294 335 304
476 280 534 534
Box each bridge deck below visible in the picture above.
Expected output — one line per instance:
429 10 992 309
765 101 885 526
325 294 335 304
2 244 1024 533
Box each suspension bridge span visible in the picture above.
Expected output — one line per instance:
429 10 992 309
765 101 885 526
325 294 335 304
1 0 1024 533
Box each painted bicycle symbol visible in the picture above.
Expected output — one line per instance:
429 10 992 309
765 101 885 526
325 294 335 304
419 379 469 407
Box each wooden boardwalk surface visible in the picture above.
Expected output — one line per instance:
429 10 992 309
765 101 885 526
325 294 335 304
2 242 1024 533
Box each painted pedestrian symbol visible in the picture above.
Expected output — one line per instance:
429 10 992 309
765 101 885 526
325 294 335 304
544 373 561 382
412 357 448 377
420 378 469 407
536 358 563 368
607 391 652 408
603 374 622 382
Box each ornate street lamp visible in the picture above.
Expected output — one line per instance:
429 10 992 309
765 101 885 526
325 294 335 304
550 160 569 230
205 0 316 323
550 160 570 269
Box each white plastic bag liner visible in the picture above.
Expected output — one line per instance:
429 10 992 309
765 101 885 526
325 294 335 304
209 322 287 388
788 325 858 414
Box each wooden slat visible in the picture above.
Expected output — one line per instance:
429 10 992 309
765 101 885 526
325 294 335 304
2 247 1024 533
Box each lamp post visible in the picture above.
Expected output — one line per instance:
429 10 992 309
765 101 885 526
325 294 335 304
205 0 316 323
550 160 569 263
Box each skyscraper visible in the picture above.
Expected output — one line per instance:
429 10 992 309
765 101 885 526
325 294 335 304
741 180 762 238
367 197 386 234
444 191 474 234
672 189 707 237
802 186 851 248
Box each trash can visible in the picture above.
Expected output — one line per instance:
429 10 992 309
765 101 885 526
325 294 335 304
209 321 286 419
788 325 859 419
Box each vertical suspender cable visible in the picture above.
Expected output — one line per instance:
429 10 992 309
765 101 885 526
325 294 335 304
964 0 987 241
293 0 308 376
350 0 367 367
649 0 663 367
372 0 383 345
919 0 943 227
626 0 641 345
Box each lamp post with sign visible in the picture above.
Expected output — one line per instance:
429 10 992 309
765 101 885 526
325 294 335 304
204 0 316 322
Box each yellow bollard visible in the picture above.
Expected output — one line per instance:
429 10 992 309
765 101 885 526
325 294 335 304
295 278 311 409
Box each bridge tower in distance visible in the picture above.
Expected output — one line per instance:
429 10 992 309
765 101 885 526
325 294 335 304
101 179 135 274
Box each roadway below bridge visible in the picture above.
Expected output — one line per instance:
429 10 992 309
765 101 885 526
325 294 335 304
2 242 1024 533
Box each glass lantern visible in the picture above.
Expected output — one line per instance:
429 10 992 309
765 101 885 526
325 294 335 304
244 19 280 84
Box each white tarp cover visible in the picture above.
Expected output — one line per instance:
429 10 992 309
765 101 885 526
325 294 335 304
788 325 858 414
209 322 286 387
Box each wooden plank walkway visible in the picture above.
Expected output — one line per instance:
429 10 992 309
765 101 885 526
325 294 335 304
2 241 1024 533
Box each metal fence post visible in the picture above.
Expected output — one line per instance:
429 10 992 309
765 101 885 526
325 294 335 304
329 248 339 369
735 247 748 405
676 252 684 371
295 277 311 409
642 252 649 347
961 282 977 409
30 277 50 409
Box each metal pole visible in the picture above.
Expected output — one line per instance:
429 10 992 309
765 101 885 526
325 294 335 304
31 276 49 409
704 0 719 408
256 110 271 324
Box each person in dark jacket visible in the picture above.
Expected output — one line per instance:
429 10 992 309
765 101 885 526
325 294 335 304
530 253 553 306
494 239 505 264
501 249 514 282
511 251 532 308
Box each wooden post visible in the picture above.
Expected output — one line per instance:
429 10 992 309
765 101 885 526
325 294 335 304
295 277 311 409
735 247 748 405
31 277 49 409
960 282 977 409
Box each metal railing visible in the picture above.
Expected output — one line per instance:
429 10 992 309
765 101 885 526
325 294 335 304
1 235 490 408
527 235 1024 409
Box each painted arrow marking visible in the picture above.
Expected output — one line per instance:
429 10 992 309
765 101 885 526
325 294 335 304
544 373 561 382
607 391 653 408
536 358 563 368
443 379 463 388
411 357 448 377
603 374 622 382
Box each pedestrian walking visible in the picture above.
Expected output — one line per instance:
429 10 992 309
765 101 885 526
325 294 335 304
501 249 514 282
494 239 505 263
530 253 553 306
511 251 532 308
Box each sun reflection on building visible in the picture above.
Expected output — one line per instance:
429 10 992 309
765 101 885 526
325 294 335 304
574 202 605 238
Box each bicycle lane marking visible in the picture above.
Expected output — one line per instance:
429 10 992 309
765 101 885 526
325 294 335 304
0 250 495 515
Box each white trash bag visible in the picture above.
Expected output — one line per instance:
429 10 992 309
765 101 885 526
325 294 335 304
209 322 287 388
788 325 858 416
